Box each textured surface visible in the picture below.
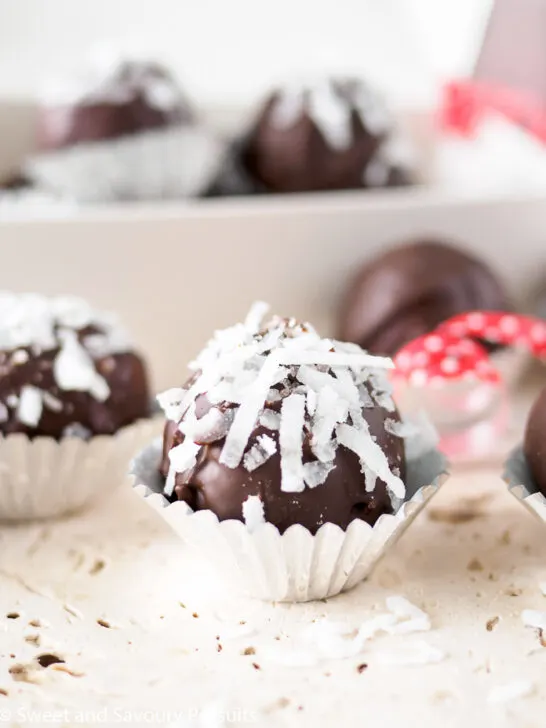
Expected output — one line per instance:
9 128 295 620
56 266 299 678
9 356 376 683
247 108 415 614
1 424 546 725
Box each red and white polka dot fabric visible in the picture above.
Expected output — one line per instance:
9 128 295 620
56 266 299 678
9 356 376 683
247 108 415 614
393 312 546 384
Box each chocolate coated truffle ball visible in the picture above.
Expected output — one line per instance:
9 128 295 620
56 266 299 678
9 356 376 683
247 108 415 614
37 59 192 152
524 386 546 495
338 240 511 356
239 79 414 194
157 305 407 534
0 294 149 438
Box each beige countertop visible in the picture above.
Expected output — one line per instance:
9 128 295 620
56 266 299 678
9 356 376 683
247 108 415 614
0 380 545 728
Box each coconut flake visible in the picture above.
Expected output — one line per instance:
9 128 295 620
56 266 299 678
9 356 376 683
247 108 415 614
384 419 421 439
242 495 266 532
279 393 306 493
336 422 405 499
244 301 270 334
6 394 19 408
42 391 63 413
17 386 43 427
259 409 281 431
487 681 534 704
377 641 446 666
244 434 277 472
156 387 188 422
385 596 431 635
280 350 393 369
62 423 92 439
521 609 546 631
311 386 347 463
220 353 282 469
182 408 233 445
168 439 201 480
54 330 110 401
303 460 335 488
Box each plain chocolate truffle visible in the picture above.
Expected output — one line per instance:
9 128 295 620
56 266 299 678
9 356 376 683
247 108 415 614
157 306 407 535
239 79 414 194
338 240 511 356
0 294 149 438
524 386 546 495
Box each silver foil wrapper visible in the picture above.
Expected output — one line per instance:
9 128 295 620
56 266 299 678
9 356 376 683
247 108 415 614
131 429 448 603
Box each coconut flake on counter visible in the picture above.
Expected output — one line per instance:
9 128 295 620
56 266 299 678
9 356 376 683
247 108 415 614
521 609 546 632
158 302 406 501
377 641 446 667
244 434 277 473
242 495 266 532
487 681 535 705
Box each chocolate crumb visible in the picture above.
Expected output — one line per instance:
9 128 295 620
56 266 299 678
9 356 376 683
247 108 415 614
488 573 498 582
217 643 223 653
486 617 499 632
538 629 546 648
242 647 256 656
252 662 261 671
89 559 107 576
6 612 20 620
215 635 220 641
97 618 111 629
24 634 41 646
179 602 187 609
467 558 484 572
28 619 45 628
0 689 7 696
357 663 368 673
239 620 246 625
36 654 65 668
500 530 511 546
192 613 199 619
9 655 15 659
274 635 281 641
505 587 522 597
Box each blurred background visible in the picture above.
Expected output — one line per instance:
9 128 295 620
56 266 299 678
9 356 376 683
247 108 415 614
0 0 491 108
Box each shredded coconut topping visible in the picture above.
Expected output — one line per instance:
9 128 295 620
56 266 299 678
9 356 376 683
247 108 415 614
242 495 266 532
270 79 391 152
157 303 405 518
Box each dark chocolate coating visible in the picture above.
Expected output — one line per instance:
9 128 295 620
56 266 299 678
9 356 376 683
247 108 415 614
524 386 546 496
338 240 511 356
239 83 410 194
37 62 192 152
0 327 149 438
161 387 405 535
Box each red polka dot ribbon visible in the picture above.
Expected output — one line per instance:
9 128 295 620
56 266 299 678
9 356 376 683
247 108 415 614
442 80 546 142
393 312 546 385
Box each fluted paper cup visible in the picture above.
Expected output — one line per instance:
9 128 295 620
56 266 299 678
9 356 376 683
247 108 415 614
131 429 448 603
503 446 546 522
25 125 226 203
0 418 161 522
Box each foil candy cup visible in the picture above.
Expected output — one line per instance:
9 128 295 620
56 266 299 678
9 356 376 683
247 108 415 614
503 445 546 522
25 124 226 203
0 418 161 522
131 431 448 603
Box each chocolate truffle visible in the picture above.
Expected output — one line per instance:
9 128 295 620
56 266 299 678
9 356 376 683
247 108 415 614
338 240 511 356
524 386 546 495
157 303 407 534
0 294 149 438
238 79 415 194
37 59 192 152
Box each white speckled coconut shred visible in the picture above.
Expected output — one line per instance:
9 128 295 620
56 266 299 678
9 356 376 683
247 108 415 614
157 302 407 523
